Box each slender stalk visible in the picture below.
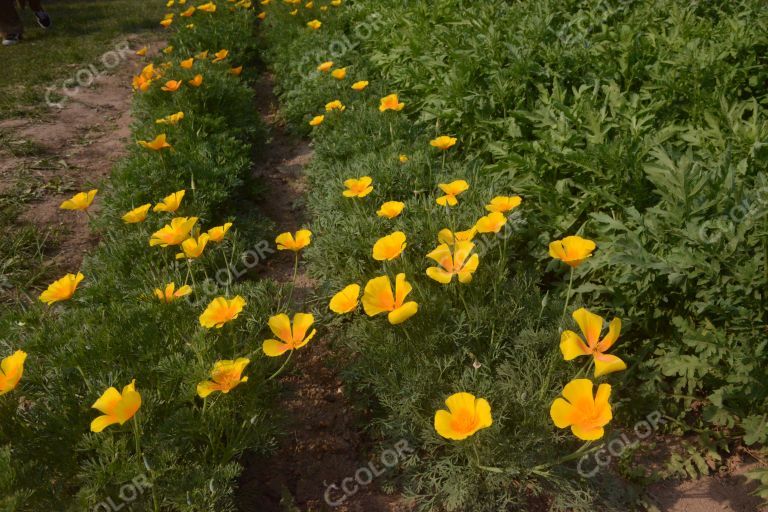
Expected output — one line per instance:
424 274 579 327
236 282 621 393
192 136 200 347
187 259 198 295
267 349 294 381
133 415 160 512
561 267 575 323
283 252 300 310
530 441 598 475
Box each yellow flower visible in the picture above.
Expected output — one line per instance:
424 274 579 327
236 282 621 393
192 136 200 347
136 46 148 56
207 222 233 242
180 57 194 69
199 296 246 328
307 19 322 30
550 379 612 441
188 74 204 87
149 217 198 247
212 49 229 63
426 241 479 284
163 45 174 54
257 11 266 19
549 235 597 268
90 380 142 433
436 180 469 207
121 204 152 224
175 233 209 260
325 100 345 112
331 67 347 80
376 201 405 219
430 136 457 150
437 227 476 245
486 195 522 213
195 50 209 59
362 273 418 324
262 313 317 356
331 0 341 5
379 94 404 112
160 18 173 28
140 63 157 79
305 1 313 7
166 0 174 6
197 1 217 12
60 189 97 211
399 154 409 163
372 231 406 261
161 79 182 92
138 133 172 151
39 272 84 305
475 212 507 234
197 358 250 397
434 392 492 440
180 6 196 16
275 229 312 251
154 282 192 303
0 351 27 395
289 8 298 15
343 176 373 198
351 80 368 91
561 308 625 378
132 74 152 92
329 284 360 314
155 111 185 125
317 61 333 72
153 190 185 213
230 65 243 76
309 115 325 126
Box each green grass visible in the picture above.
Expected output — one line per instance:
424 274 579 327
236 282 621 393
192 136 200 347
0 0 164 118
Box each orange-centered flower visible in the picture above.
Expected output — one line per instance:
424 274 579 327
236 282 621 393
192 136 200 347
426 241 479 284
307 19 322 30
122 204 152 224
436 180 469 207
154 282 192 303
352 80 369 91
161 80 182 92
230 65 243 76
379 94 404 112
475 212 507 234
262 313 317 356
39 272 84 305
309 115 325 126
136 47 148 56
329 284 360 314
362 273 418 324
160 18 173 28
155 111 185 125
276 229 311 251
372 231 406 261
325 100 345 112
180 6 196 16
138 133 172 151
196 358 250 397
550 379 612 441
331 67 347 80
199 296 246 328
149 217 198 247
549 235 597 268
561 308 625 377
60 189 97 211
207 222 233 242
0 350 27 395
486 195 522 213
430 136 457 150
188 74 204 87
153 190 185 213
437 227 476 245
377 201 405 219
399 154 409 163
343 176 373 198
317 61 333 72
197 1 217 12
434 392 492 441
176 233 209 260
90 380 142 432
212 49 228 63
180 58 194 69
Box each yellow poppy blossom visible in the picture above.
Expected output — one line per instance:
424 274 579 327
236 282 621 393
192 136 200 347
180 6 196 16
436 180 469 207
561 308 625 378
372 231 406 261
351 80 369 91
39 272 84 305
149 217 198 247
486 195 522 213
399 154 409 163
153 190 185 213
549 235 597 268
317 61 333 72
212 49 228 63
307 19 321 30
475 212 507 234
275 229 311 251
362 273 418 324
331 67 347 80
136 46 148 56
329 284 360 314
325 100 345 112
138 133 172 151
550 379 612 441
175 233 209 260
132 74 152 92
437 227 476 245
289 8 298 15
309 115 324 126
197 358 250 397
379 94 404 112
197 1 217 12
0 350 27 395
188 74 204 87
155 111 185 125
306 1 314 7
160 18 173 28
430 136 457 150
426 241 479 284
90 380 142 433
162 45 174 54
166 0 174 7
434 392 492 440
121 204 152 224
154 282 192 303
257 11 266 20
343 176 373 198
230 66 243 76
331 0 341 5
199 296 246 328
376 201 405 219
161 80 182 92
195 50 208 59
262 313 317 356
207 222 233 242
60 189 97 211
180 58 194 69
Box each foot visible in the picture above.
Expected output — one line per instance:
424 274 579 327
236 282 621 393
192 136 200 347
34 10 52 29
2 34 21 46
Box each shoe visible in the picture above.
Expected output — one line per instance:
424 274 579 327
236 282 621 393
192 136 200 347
2 34 20 46
34 10 52 29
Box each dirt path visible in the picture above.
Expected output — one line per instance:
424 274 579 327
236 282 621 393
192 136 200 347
236 75 406 512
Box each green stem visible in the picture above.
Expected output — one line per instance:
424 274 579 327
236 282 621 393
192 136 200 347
561 267 574 323
530 441 597 474
267 349 294 381
133 415 160 512
283 252 300 310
